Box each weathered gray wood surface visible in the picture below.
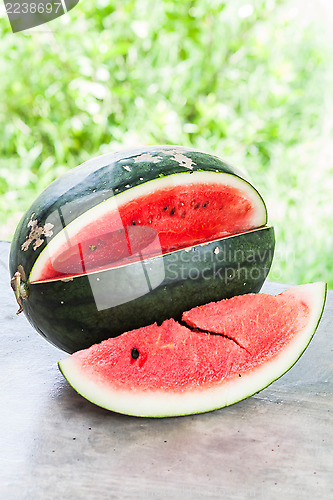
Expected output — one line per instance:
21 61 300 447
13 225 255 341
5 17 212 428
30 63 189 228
1 241 332 499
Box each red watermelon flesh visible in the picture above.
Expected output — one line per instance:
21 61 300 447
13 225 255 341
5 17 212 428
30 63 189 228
58 282 326 417
34 181 264 282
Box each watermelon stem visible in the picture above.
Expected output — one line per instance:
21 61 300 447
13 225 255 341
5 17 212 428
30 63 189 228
10 266 29 315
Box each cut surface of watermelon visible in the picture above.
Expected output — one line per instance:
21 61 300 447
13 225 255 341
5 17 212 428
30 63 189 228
30 172 266 283
58 282 326 418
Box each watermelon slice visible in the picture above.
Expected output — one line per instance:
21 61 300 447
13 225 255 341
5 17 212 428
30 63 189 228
59 282 326 417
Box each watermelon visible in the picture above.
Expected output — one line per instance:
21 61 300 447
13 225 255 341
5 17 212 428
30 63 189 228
9 145 274 352
58 282 326 417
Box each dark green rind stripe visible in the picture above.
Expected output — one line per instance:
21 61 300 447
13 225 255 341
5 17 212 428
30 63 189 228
21 227 275 353
9 145 266 282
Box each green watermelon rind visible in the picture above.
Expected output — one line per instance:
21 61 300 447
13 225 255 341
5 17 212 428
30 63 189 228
58 282 327 418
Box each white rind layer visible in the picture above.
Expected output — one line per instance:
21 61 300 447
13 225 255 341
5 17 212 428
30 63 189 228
58 282 326 417
30 172 266 283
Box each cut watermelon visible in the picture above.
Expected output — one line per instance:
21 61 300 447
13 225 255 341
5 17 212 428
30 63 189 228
58 282 326 417
9 146 275 352
29 171 266 283
10 146 268 286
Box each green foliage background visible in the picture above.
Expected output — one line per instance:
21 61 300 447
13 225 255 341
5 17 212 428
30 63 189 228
0 0 332 287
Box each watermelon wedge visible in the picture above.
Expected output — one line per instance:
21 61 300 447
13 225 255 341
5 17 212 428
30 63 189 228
58 282 326 418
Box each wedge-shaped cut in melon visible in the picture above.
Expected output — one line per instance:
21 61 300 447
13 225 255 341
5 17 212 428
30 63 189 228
59 282 326 418
30 171 267 283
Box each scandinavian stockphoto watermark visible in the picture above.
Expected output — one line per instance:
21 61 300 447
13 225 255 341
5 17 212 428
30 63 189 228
5 0 80 32
165 245 273 284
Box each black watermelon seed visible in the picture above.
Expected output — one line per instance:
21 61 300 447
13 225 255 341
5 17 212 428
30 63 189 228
170 208 175 215
131 348 140 359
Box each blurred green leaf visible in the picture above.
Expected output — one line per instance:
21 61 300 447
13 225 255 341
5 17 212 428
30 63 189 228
0 0 332 287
